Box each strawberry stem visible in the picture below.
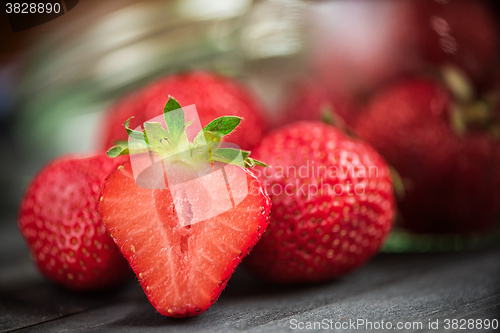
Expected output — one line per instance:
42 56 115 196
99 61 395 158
106 96 268 168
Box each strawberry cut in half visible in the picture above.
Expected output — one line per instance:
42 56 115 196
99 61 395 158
98 97 271 317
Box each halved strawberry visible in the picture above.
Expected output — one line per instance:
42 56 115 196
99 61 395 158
98 97 271 317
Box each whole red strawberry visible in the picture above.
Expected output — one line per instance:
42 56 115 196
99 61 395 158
244 122 395 283
101 71 267 150
19 154 131 291
354 77 500 234
99 97 271 317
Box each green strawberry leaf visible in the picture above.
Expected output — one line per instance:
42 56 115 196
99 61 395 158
164 96 185 142
193 130 205 147
211 148 245 165
143 122 171 152
211 148 268 168
194 130 224 147
112 140 129 147
125 117 147 142
241 150 250 160
203 116 242 136
112 97 268 168
164 95 182 113
252 159 268 167
106 140 151 158
245 158 268 168
182 120 193 132
204 131 223 143
107 145 129 158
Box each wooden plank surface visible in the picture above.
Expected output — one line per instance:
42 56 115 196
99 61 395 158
1 217 499 333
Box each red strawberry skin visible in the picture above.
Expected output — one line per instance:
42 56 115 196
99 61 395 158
98 161 271 317
18 154 131 291
244 122 395 283
101 71 267 150
354 78 500 234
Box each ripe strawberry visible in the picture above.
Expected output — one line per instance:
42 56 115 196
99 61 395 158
18 154 131 291
244 122 395 283
412 0 499 88
99 97 271 317
354 76 500 234
101 71 267 150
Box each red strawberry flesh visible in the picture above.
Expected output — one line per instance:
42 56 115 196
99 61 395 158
99 161 270 317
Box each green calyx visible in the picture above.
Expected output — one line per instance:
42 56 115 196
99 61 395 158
441 66 498 135
107 96 268 168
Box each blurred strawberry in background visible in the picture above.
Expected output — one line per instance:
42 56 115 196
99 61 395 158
298 0 500 237
354 74 500 234
307 0 500 108
411 0 499 89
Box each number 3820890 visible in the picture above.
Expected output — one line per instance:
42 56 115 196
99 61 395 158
6 2 61 14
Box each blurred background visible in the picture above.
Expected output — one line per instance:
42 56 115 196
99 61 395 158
1 0 500 229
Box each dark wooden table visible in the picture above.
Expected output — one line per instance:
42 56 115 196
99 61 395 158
1 215 499 333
